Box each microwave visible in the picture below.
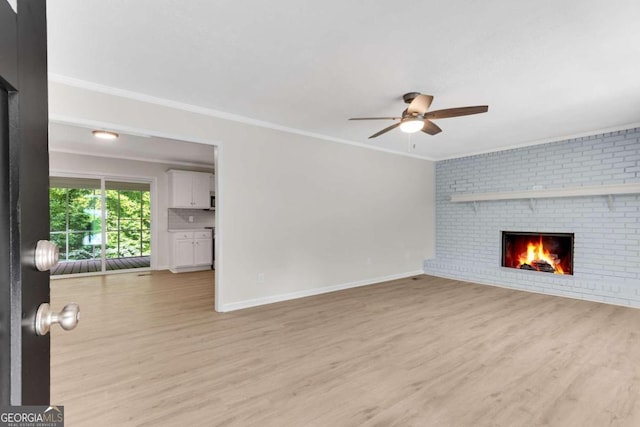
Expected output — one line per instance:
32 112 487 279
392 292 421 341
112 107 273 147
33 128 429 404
210 195 215 209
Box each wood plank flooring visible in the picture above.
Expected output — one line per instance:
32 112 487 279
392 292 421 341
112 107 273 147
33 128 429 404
50 272 640 426
50 256 151 275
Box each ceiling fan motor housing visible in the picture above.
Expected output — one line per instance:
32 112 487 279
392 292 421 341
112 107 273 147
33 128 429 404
401 108 420 119
403 92 421 104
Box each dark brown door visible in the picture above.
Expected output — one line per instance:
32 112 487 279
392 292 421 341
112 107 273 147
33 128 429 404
0 0 51 405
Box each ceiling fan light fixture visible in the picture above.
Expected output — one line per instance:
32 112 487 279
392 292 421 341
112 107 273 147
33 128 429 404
399 119 424 134
349 92 487 138
92 130 119 140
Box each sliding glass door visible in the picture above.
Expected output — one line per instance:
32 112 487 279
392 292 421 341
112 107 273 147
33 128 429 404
105 180 151 271
49 177 103 273
49 176 151 276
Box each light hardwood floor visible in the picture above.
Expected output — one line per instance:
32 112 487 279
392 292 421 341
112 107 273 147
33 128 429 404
51 271 640 426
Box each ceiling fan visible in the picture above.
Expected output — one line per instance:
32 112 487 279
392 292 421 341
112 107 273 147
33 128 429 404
349 92 488 139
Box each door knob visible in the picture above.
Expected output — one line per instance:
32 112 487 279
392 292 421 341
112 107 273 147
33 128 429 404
34 240 59 271
35 303 80 336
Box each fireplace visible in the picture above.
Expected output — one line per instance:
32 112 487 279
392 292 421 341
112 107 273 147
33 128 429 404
502 231 574 275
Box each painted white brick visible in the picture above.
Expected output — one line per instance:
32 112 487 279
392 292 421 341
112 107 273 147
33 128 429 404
604 145 626 153
424 127 640 308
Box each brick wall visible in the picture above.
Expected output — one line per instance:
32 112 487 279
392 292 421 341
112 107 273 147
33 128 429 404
423 128 640 307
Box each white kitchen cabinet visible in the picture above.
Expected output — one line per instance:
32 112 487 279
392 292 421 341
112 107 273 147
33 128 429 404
169 230 212 273
193 235 213 265
168 170 213 209
173 238 195 268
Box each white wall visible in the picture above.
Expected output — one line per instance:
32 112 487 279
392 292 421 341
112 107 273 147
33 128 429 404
49 81 435 311
49 151 213 270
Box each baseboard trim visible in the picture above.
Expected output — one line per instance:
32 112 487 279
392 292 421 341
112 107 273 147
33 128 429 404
169 265 212 274
422 268 640 310
221 270 424 312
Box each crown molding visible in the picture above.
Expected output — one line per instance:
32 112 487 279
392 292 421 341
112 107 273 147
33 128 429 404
48 73 436 162
49 148 215 169
436 123 640 161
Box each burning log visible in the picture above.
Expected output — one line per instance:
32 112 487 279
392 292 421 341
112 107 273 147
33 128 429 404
516 236 564 274
520 261 556 273
531 260 555 273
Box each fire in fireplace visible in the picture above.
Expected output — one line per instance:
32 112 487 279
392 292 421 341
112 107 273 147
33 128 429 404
502 232 573 275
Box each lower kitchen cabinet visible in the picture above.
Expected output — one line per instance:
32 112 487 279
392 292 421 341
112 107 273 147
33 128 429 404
170 230 212 273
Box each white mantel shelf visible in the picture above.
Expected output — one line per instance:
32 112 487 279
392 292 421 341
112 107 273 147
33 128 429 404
451 183 640 210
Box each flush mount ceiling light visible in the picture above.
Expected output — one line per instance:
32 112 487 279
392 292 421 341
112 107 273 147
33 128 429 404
92 130 119 140
399 118 425 134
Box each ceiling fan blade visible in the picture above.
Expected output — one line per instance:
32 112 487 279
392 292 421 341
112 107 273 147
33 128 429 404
369 122 401 139
422 120 442 135
349 117 401 121
425 105 488 120
407 94 434 115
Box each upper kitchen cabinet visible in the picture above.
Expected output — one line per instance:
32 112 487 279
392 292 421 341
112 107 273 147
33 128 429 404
168 170 213 209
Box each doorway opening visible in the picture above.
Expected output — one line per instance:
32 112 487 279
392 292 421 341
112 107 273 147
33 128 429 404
48 121 221 311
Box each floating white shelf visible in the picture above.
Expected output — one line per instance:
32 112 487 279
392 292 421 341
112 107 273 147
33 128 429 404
450 183 640 203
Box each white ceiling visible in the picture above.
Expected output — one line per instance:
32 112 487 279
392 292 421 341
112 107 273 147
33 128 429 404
46 0 640 160
49 122 215 168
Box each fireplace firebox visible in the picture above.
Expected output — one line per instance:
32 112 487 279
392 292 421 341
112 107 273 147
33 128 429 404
502 231 574 275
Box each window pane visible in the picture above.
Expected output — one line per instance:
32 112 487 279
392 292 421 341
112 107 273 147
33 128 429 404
67 188 102 237
49 181 102 266
68 237 100 261
49 232 67 260
105 231 120 259
49 188 67 232
142 192 150 221
120 227 142 257
103 186 150 261
141 230 150 256
105 189 120 232
106 228 145 258
119 218 139 233
121 232 141 258
119 191 142 219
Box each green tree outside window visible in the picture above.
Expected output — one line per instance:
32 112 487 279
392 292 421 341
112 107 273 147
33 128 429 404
50 183 150 263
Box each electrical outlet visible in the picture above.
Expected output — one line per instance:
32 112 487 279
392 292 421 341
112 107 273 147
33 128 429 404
366 257 372 265
257 272 265 284
188 215 194 223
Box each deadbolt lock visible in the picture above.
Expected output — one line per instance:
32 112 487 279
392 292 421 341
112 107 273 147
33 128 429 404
34 240 59 271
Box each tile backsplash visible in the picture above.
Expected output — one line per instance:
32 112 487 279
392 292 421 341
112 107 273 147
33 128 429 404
168 208 214 230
